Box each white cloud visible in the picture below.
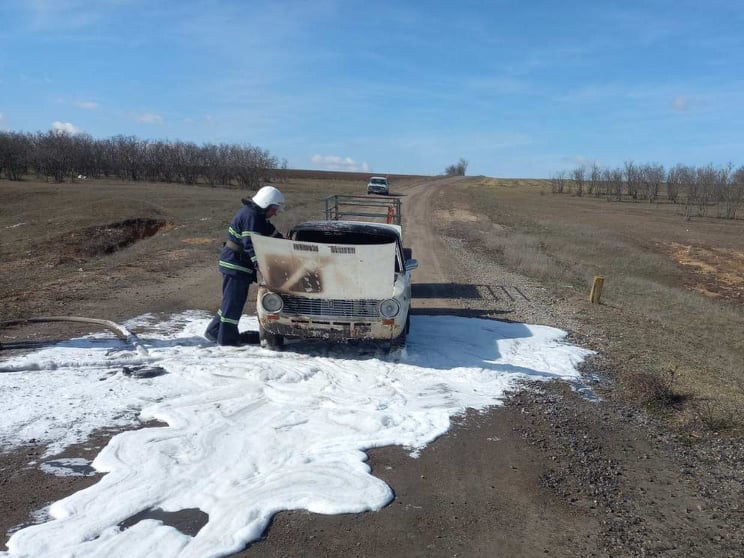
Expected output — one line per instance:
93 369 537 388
51 121 81 135
311 154 370 172
136 112 163 124
671 96 689 111
74 101 99 109
0 113 6 124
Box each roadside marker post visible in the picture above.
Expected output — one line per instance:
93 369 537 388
589 276 604 304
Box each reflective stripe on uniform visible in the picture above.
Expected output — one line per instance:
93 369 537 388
217 309 239 325
228 226 254 239
219 260 254 273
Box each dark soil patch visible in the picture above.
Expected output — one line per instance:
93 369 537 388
119 508 209 538
60 218 168 259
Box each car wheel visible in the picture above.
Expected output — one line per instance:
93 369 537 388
259 323 284 350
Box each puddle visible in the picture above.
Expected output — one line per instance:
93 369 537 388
40 458 97 477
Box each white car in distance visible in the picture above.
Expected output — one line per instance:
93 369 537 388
367 176 389 195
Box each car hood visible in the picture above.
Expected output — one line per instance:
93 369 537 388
252 235 396 299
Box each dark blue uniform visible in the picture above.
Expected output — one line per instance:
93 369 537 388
205 199 282 345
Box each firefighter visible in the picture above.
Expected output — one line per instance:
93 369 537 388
205 185 285 345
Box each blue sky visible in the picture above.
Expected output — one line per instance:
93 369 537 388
1 0 742 178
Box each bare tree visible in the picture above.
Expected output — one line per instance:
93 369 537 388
551 170 567 194
609 167 624 201
624 160 639 200
716 164 742 219
572 166 586 197
666 164 685 204
35 130 76 182
444 158 468 176
233 145 279 189
589 162 601 197
201 143 221 186
677 165 697 219
695 164 717 217
642 163 665 203
600 168 612 199
69 133 96 181
0 132 32 180
728 166 744 219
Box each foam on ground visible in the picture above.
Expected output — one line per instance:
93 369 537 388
0 311 592 557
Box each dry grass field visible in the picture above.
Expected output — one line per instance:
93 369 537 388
438 176 744 432
0 176 426 322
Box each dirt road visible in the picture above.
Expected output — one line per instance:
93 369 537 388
232 179 602 557
2 178 743 557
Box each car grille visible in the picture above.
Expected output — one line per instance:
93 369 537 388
281 295 381 318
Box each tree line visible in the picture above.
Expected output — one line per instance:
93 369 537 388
551 161 744 219
0 130 285 188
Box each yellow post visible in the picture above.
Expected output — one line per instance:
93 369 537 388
589 276 604 304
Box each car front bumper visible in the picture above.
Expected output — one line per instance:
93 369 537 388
259 314 404 341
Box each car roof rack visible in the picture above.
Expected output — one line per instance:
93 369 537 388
324 195 401 225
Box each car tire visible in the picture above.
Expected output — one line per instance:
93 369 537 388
259 323 284 350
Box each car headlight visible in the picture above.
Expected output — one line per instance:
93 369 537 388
379 298 400 318
261 292 283 313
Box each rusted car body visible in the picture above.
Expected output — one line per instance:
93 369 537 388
251 220 417 349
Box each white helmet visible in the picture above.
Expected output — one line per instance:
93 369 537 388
252 185 285 209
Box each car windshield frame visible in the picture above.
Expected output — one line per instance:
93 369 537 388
289 221 405 272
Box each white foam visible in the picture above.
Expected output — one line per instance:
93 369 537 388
1 311 593 557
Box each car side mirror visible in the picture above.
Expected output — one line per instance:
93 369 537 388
405 259 418 271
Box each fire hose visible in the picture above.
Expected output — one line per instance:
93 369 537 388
0 316 149 356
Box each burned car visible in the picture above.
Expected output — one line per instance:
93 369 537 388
251 220 418 350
